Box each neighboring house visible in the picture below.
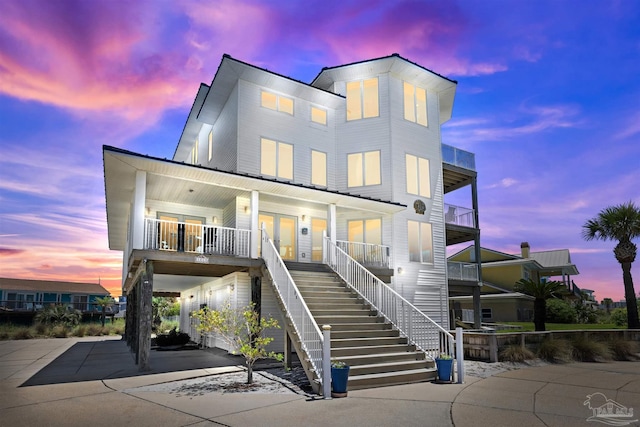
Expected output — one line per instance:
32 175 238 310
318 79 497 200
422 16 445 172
103 53 481 391
0 277 110 316
448 242 579 323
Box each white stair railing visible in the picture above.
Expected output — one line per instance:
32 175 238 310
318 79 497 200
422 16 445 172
261 228 329 396
324 236 455 359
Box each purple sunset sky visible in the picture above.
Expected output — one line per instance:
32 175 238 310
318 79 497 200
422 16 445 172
0 0 638 300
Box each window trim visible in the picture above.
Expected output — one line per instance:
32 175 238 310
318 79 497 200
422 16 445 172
347 150 381 187
261 90 294 115
261 137 294 180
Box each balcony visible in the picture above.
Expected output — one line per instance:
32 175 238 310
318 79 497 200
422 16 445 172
444 204 475 228
442 144 475 170
447 261 479 282
336 240 391 268
143 218 251 258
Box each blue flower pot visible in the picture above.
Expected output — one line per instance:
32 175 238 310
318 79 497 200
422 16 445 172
436 358 453 382
331 366 350 394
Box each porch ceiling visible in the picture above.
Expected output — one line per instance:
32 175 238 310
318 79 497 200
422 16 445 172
443 163 475 194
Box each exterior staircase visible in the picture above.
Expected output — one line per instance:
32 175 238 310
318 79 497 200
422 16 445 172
285 263 437 390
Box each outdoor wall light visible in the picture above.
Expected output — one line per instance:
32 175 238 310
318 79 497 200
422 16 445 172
244 206 250 214
212 216 218 223
302 215 307 221
397 267 404 275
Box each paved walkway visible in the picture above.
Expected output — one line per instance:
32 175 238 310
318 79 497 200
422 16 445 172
1 337 638 427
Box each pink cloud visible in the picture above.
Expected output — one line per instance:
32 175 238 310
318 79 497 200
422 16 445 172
0 248 24 256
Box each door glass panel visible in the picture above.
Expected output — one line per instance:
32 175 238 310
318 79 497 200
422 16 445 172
311 218 327 261
159 214 178 250
258 213 275 255
279 216 296 260
184 218 203 252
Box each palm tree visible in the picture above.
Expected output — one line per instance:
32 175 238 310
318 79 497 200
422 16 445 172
514 278 568 331
602 298 613 315
582 202 640 329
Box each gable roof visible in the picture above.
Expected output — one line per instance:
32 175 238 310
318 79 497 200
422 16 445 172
0 278 109 295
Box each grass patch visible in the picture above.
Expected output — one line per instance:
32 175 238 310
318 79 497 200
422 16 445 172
537 339 572 362
49 325 69 338
499 344 535 362
11 328 34 340
0 318 126 340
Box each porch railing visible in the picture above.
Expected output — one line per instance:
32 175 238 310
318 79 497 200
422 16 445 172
444 203 475 228
442 144 476 170
143 218 251 257
336 241 390 268
447 261 479 282
261 227 326 392
324 237 455 359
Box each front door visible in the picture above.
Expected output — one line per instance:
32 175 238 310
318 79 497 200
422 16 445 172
259 213 297 261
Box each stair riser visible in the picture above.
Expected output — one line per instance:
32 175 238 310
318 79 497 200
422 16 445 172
331 338 408 348
350 362 432 376
347 372 437 390
331 345 416 357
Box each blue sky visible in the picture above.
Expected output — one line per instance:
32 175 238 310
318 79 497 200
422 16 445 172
0 0 639 300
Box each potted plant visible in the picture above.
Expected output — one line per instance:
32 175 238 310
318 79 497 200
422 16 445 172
330 360 350 397
435 353 454 383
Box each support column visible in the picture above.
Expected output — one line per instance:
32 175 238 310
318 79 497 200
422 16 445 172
283 330 293 370
132 171 146 250
471 175 482 329
250 190 259 258
327 204 337 244
137 259 153 371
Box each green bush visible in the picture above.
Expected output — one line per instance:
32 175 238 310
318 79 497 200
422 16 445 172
610 308 628 326
546 299 576 323
157 320 179 334
34 305 81 327
499 344 535 362
12 328 34 340
537 339 572 362
571 336 611 361
49 325 69 338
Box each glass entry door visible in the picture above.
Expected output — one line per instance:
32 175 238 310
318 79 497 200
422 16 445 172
259 213 297 261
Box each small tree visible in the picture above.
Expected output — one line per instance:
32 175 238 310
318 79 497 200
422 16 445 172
602 298 613 315
515 279 569 331
191 302 282 384
94 296 115 327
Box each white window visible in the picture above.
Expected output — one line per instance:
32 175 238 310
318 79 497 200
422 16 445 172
261 138 293 180
406 154 431 198
208 130 213 161
346 78 379 121
347 151 381 187
261 91 294 115
311 106 327 125
408 221 433 263
191 138 198 164
403 82 428 126
311 150 327 187
348 219 382 245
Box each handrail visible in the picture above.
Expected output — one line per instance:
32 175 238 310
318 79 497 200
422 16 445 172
335 240 391 268
324 236 455 359
260 228 326 388
143 218 251 257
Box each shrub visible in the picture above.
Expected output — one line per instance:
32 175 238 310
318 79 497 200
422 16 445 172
610 308 628 327
85 324 103 336
49 325 69 338
155 327 190 347
12 328 34 340
72 325 87 337
537 339 571 362
34 322 47 335
571 336 611 361
546 299 576 324
35 304 81 327
157 320 179 334
499 344 535 362
608 340 639 361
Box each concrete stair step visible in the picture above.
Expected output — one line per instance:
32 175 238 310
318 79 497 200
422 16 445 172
310 308 376 317
347 368 437 390
332 352 426 366
331 329 399 339
348 360 433 376
330 336 408 348
299 290 356 299
331 344 416 357
314 315 382 324
295 285 348 293
327 323 392 331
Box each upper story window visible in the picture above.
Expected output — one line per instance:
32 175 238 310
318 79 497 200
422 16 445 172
406 154 431 198
191 138 198 164
347 150 381 187
346 78 379 121
311 150 327 187
207 130 213 161
311 106 327 125
261 138 293 180
408 220 433 264
261 91 294 115
403 82 428 126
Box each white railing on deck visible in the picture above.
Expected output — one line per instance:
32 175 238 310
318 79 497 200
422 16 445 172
336 241 390 268
447 261 479 282
261 228 326 389
444 204 475 228
143 218 251 257
324 237 455 359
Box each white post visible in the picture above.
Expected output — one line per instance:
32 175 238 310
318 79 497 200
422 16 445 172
456 327 465 384
322 325 332 399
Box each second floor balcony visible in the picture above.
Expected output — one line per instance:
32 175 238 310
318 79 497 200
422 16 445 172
447 261 479 282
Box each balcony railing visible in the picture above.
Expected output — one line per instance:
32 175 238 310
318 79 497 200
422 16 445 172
442 144 476 170
444 203 475 228
144 218 251 258
447 261 479 282
335 241 391 268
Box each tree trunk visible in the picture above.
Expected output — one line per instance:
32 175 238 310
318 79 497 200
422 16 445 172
621 262 640 329
247 362 253 384
101 307 106 327
534 298 546 331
